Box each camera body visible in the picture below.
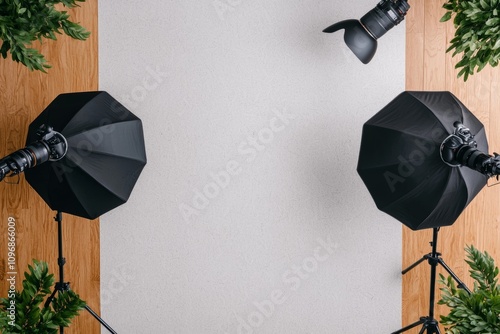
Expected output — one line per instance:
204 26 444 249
441 122 500 177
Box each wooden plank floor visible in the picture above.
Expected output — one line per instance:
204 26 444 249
403 1 500 333
0 1 100 333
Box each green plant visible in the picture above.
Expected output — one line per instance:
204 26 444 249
0 260 86 333
0 0 90 72
438 245 500 334
441 0 500 81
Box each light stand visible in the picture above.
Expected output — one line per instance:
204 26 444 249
44 211 118 334
0 91 147 333
356 91 500 333
391 227 470 334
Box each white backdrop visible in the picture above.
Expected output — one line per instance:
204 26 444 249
99 1 405 333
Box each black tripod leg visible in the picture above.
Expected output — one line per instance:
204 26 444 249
402 256 427 275
56 211 66 334
392 317 442 334
392 228 449 334
85 305 118 334
391 317 425 334
437 258 471 294
418 319 441 334
49 211 118 334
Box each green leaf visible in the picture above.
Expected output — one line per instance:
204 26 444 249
486 18 500 26
0 0 90 72
480 0 490 10
441 11 453 22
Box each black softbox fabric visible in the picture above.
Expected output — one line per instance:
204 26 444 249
25 91 147 220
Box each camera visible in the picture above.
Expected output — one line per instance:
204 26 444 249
0 125 67 181
441 122 500 177
360 0 410 40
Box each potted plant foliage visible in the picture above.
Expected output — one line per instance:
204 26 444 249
0 260 86 333
438 245 500 334
441 0 500 81
0 0 90 72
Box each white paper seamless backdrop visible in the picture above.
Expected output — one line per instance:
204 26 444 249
99 1 405 333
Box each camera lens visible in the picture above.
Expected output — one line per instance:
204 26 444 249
8 142 50 171
360 0 410 39
456 145 492 173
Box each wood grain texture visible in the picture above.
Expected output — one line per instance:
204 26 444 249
0 1 99 333
403 0 500 333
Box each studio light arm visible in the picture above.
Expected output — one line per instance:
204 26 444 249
0 125 67 182
441 122 500 178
